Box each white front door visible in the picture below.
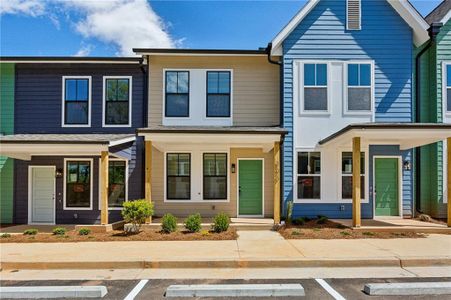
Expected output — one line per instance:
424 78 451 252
29 166 55 224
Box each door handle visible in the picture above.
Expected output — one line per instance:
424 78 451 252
239 186 242 195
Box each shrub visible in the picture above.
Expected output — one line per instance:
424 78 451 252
201 230 210 236
185 213 202 233
292 217 306 226
121 199 154 233
78 228 91 236
362 231 375 236
1 233 11 238
291 229 301 236
340 231 350 236
161 213 178 233
316 216 328 224
23 229 38 235
53 227 67 235
212 213 230 233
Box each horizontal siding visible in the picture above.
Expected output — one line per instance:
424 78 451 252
148 56 280 127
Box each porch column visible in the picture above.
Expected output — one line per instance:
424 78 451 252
447 138 451 227
273 141 281 224
100 151 109 225
352 137 361 228
145 140 152 224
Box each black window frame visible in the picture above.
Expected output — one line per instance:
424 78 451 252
65 160 92 208
341 152 366 199
104 78 131 126
64 78 90 125
297 151 321 200
166 153 191 200
165 71 190 118
108 160 127 208
206 71 231 118
203 153 228 200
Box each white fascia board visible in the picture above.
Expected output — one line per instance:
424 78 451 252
441 10 451 25
109 136 136 147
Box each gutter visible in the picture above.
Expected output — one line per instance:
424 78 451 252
414 22 443 215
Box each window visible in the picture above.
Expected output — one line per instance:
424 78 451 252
108 161 127 208
347 0 361 30
341 152 365 199
167 153 191 200
297 152 321 199
303 64 328 112
165 71 189 117
207 71 231 117
104 77 131 126
203 153 227 199
446 64 451 113
347 63 371 112
65 160 92 208
63 77 90 126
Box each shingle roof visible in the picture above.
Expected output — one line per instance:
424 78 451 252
425 0 451 24
0 134 135 144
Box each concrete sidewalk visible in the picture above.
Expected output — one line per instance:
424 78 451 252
1 231 450 270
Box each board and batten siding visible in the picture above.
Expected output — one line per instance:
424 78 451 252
282 0 414 218
148 56 280 127
0 63 15 223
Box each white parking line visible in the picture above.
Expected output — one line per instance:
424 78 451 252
315 278 346 300
123 280 148 300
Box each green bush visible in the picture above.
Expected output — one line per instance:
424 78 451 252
340 231 350 236
161 213 178 233
316 216 328 224
362 231 375 236
121 199 154 232
23 229 38 235
78 228 91 236
52 227 67 235
292 217 306 226
185 213 202 233
212 213 230 233
1 233 11 238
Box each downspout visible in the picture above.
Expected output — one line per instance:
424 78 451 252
138 55 149 199
415 22 442 215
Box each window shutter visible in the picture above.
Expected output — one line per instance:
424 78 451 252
347 0 361 30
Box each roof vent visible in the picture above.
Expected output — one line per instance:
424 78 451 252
347 0 361 30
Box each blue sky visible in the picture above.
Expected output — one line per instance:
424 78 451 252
0 0 443 57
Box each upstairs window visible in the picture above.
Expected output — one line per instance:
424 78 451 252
446 64 451 113
165 71 189 117
207 71 231 117
303 63 328 112
297 152 321 199
63 77 90 126
104 77 131 126
341 152 365 199
347 0 361 30
347 63 372 112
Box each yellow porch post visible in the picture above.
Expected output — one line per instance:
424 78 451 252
352 137 361 228
145 140 153 224
100 151 109 225
447 138 451 227
273 141 281 224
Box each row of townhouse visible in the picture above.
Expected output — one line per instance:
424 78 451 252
0 0 450 227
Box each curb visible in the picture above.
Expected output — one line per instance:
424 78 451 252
2 257 451 270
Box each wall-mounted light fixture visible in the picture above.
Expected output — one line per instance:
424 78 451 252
231 163 236 173
55 168 63 178
403 160 411 171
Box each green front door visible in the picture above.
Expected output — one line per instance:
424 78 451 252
375 158 399 216
238 160 263 216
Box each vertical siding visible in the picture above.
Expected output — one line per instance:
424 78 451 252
0 63 15 223
282 0 414 217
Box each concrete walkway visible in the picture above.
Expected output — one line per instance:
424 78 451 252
1 231 450 270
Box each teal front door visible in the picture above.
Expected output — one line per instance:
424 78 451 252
375 158 399 216
238 160 263 216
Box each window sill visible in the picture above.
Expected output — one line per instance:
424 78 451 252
62 124 91 128
164 199 230 203
63 207 93 210
293 199 369 204
299 112 331 117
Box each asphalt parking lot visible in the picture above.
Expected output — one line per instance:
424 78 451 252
2 278 451 300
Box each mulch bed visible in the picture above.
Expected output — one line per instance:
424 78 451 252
279 219 428 239
0 228 238 243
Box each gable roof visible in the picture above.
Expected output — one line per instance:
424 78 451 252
425 0 451 25
270 0 430 55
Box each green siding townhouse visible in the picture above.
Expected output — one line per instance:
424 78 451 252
417 0 451 219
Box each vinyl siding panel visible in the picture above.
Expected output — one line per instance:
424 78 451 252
148 56 280 127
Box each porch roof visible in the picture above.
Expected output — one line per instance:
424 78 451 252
318 123 451 150
138 126 288 135
0 134 135 160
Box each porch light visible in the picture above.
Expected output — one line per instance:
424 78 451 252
55 168 63 178
403 160 411 171
231 163 236 173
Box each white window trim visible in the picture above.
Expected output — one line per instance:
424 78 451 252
338 149 369 203
63 158 93 210
204 69 234 121
102 76 133 128
200 151 230 202
61 76 92 128
299 61 331 116
294 149 322 203
343 61 375 117
163 69 191 120
443 62 451 118
346 0 362 31
98 157 129 211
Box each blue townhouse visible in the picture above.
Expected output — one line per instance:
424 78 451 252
269 0 451 226
0 57 146 225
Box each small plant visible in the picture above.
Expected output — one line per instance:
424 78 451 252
316 216 328 225
185 213 202 233
292 217 306 226
201 230 210 236
1 233 11 238
121 199 154 233
23 229 38 235
362 231 375 236
161 213 178 233
78 228 91 236
212 213 230 233
340 231 350 236
53 227 67 236
291 229 302 236
285 201 293 224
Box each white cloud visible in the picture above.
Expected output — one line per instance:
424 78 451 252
73 44 93 57
0 0 45 16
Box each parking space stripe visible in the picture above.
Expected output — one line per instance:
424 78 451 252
315 279 346 300
124 280 149 300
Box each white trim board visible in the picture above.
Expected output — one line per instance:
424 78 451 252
236 158 265 218
28 165 56 225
